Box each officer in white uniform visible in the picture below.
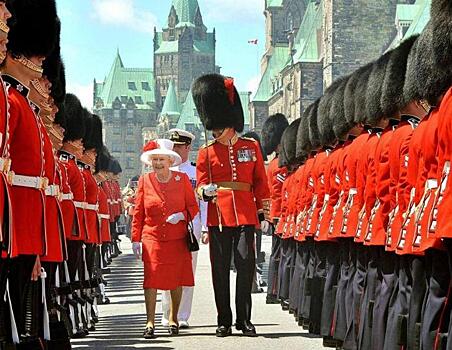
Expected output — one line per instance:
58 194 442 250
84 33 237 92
161 128 208 328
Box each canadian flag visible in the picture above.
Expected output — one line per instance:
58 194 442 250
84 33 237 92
248 39 258 45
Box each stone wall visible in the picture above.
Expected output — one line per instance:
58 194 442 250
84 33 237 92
323 0 398 87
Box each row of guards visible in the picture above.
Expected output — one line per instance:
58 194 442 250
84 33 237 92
0 1 125 349
263 1 452 349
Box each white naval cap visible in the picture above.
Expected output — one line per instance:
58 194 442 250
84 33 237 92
168 128 196 145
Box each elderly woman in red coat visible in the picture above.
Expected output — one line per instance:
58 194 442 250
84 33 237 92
132 139 199 339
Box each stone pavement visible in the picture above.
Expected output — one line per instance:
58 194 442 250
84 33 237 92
72 236 324 349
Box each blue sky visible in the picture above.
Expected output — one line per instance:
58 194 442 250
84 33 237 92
58 0 266 109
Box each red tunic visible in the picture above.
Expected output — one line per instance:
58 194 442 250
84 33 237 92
288 165 305 240
295 157 315 241
0 77 10 246
365 128 394 246
341 132 370 238
267 157 287 222
411 110 444 252
4 75 45 257
98 186 111 243
196 137 270 227
301 154 320 236
40 121 65 263
275 172 294 236
312 151 330 240
306 151 327 236
81 165 100 244
355 132 380 244
433 88 452 238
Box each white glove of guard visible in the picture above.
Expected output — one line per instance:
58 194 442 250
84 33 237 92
203 183 218 197
132 242 141 259
261 220 270 233
166 212 185 225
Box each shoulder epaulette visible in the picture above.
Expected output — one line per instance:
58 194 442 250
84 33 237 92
240 136 256 142
201 139 216 148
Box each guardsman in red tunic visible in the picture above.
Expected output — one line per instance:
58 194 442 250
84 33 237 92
275 119 300 312
261 113 288 305
193 74 270 337
0 2 12 338
0 1 59 345
58 94 88 338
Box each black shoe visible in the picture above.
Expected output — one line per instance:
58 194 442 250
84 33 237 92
235 321 257 337
215 326 232 337
266 295 280 304
71 329 87 339
281 300 290 311
143 326 155 339
168 325 179 336
88 324 96 332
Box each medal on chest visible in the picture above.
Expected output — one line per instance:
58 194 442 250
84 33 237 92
237 149 256 163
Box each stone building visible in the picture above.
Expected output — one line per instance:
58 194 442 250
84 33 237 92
153 0 219 108
93 51 158 186
251 0 428 129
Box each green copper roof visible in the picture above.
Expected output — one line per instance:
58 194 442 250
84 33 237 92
176 87 201 130
403 0 430 38
253 45 290 102
169 0 200 27
161 80 180 116
154 32 215 55
95 51 155 110
293 1 323 63
267 0 284 7
239 92 251 128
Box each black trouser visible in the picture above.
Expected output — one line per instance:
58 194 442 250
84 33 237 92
320 242 340 337
66 240 82 282
297 242 310 320
289 241 304 312
358 246 380 350
343 244 368 350
384 255 412 350
371 249 397 350
406 255 426 350
8 255 39 339
209 226 255 327
267 232 281 298
278 238 295 301
300 239 316 321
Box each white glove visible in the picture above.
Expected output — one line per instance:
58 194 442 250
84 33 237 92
203 184 218 197
261 220 270 233
166 212 185 225
132 242 141 259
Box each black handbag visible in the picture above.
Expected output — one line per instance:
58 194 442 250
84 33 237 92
185 210 199 252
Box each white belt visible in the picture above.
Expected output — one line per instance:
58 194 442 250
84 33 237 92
10 174 48 190
0 157 11 173
426 179 438 190
85 204 99 211
349 188 358 195
98 214 110 220
45 185 60 197
74 201 86 209
61 193 74 201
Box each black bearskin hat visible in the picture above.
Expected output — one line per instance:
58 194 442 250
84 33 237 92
192 74 244 132
95 145 111 174
331 76 353 139
365 52 392 126
261 113 289 156
83 113 103 152
380 35 418 117
109 158 122 175
296 104 313 159
54 101 66 129
7 0 59 59
431 0 452 68
43 19 65 104
402 37 421 104
278 118 301 168
308 99 321 150
414 22 451 106
344 64 371 125
318 79 343 146
353 64 373 125
63 94 85 142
